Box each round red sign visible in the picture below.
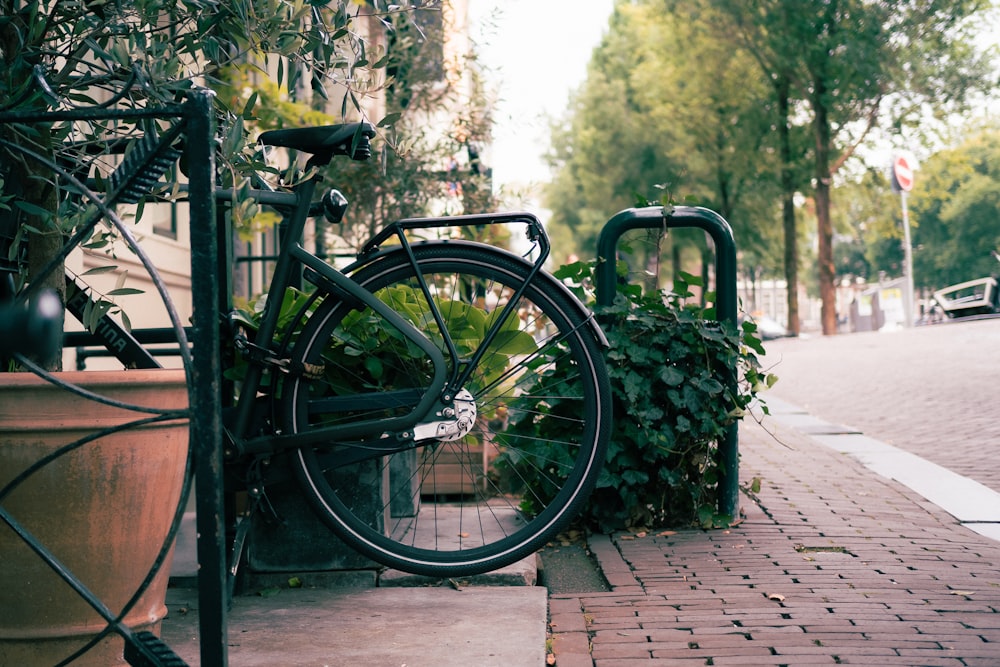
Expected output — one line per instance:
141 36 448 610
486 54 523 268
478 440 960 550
893 155 914 192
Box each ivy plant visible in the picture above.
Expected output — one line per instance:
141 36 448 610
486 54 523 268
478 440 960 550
503 259 775 532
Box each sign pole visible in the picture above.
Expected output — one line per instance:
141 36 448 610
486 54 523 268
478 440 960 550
900 190 915 327
892 154 916 327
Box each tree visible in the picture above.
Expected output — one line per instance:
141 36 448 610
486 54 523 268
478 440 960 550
1 0 399 369
544 2 680 264
830 168 904 283
544 0 784 289
713 0 996 334
223 1 501 253
339 2 500 248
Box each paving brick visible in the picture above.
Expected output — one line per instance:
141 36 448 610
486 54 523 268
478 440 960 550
551 652 593 667
552 405 1000 667
709 656 842 665
648 644 776 660
551 612 588 634
641 629 694 642
551 631 591 656
594 658 705 667
590 643 655 660
588 619 643 632
591 629 651 644
550 596 585 614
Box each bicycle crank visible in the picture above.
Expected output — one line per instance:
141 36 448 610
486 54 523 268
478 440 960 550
410 388 477 442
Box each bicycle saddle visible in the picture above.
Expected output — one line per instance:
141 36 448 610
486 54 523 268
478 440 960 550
257 122 376 164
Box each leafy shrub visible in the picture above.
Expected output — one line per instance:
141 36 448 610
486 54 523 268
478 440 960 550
504 260 774 532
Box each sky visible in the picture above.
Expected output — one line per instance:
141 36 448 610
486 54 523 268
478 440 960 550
466 2 997 198
467 0 616 193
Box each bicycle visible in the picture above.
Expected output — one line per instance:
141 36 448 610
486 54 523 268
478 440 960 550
3 119 613 580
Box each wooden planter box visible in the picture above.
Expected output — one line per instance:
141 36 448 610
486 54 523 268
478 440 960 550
419 439 499 497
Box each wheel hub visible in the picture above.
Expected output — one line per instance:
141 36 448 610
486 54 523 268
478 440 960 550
411 388 477 442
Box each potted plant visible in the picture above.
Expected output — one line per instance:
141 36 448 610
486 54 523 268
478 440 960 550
0 0 388 663
0 368 190 666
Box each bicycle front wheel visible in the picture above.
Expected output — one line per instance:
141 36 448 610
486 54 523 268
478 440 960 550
281 242 611 576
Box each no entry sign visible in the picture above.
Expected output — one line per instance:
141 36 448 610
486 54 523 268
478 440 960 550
892 155 914 192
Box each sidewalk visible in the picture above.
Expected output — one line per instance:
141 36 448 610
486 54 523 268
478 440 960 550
549 399 1000 666
159 395 1000 666
161 519 546 667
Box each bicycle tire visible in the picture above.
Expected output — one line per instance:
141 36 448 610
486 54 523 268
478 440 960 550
281 241 610 576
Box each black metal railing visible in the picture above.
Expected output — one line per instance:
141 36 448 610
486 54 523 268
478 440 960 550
0 90 226 666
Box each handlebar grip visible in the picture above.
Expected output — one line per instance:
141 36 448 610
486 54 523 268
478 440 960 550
0 290 63 359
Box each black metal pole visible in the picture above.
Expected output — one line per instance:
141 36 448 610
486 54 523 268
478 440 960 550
185 89 228 667
596 205 740 519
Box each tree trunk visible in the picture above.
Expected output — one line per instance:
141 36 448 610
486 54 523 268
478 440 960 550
24 179 65 370
2 9 65 368
776 75 800 336
2 134 66 370
813 87 838 335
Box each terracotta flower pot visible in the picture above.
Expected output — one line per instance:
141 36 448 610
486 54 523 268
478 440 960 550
0 369 189 666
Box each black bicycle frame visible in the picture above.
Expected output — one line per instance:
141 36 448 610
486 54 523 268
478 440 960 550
58 171 555 462
233 210 552 460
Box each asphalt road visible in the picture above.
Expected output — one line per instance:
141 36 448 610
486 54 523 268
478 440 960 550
759 317 1000 493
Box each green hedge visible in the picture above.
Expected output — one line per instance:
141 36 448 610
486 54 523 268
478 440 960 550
504 261 774 532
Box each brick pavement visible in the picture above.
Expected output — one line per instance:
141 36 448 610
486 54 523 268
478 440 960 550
549 417 1000 666
760 319 1000 493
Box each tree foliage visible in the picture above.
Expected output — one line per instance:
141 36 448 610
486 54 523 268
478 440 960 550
0 0 396 304
332 5 499 249
830 168 904 283
712 0 995 333
545 1 785 270
211 3 499 253
910 128 1000 290
0 0 388 153
547 0 997 332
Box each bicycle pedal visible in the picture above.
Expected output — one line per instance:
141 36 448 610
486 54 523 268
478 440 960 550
124 630 189 667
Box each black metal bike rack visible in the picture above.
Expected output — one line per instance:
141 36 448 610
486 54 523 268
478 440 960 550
0 90 227 665
595 205 740 520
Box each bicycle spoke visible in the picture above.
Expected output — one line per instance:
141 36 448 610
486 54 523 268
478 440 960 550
284 243 609 576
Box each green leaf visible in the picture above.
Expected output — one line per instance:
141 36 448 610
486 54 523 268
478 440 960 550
659 366 685 386
377 112 402 128
81 266 119 276
243 91 259 119
364 355 384 381
621 469 649 485
13 200 52 218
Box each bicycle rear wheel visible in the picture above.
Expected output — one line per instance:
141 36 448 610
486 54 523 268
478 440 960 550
281 242 610 576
